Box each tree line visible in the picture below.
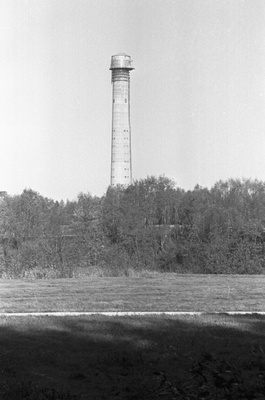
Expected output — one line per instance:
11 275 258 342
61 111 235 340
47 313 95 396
0 176 265 278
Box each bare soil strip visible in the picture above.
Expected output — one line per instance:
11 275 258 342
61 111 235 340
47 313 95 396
0 274 264 313
1 311 265 317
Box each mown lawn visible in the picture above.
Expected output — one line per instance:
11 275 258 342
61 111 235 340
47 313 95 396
1 275 264 398
0 274 265 313
0 314 264 399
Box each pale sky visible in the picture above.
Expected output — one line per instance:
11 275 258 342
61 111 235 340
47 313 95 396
0 0 265 201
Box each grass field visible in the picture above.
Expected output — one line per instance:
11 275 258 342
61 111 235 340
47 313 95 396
0 314 265 399
0 274 265 399
1 274 265 313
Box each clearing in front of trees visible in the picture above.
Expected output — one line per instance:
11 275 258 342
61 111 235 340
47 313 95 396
0 274 265 398
0 313 264 399
0 274 265 313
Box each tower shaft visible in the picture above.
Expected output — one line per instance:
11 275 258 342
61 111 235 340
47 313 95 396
110 54 134 186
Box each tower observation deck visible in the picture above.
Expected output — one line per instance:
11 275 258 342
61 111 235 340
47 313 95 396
110 53 134 186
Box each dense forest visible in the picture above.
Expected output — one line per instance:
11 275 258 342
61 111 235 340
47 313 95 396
0 176 265 278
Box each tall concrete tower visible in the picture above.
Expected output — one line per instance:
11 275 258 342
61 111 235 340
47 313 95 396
110 53 134 186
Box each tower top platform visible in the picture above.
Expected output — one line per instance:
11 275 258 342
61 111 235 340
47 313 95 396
110 54 134 70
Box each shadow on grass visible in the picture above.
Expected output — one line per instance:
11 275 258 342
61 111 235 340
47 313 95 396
0 314 264 399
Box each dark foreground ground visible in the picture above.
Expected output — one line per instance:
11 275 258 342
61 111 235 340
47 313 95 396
0 314 265 399
1 274 265 312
